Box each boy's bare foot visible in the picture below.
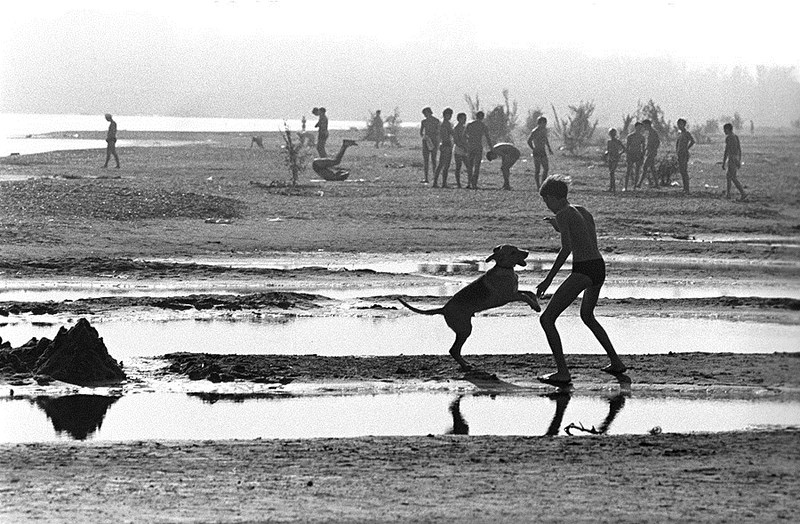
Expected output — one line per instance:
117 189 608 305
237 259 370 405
537 373 572 388
600 364 627 376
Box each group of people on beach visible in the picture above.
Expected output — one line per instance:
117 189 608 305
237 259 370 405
604 117 746 200
418 107 555 191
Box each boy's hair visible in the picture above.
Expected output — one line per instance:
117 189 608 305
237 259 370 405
608 128 617 136
486 150 498 161
677 118 687 126
456 112 467 121
443 107 453 117
422 107 432 115
537 116 547 124
642 119 652 127
723 123 733 132
476 111 485 119
539 174 570 199
634 121 643 128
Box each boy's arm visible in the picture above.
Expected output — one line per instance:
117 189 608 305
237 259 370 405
527 131 535 151
537 218 572 297
420 121 424 137
687 132 695 149
546 134 553 154
722 136 730 169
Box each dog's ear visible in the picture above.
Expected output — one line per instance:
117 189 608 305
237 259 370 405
485 253 496 263
486 245 501 262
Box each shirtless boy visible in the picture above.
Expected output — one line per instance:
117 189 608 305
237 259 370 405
465 111 492 189
604 128 625 192
624 122 645 191
485 142 520 190
313 107 329 158
103 113 120 168
536 175 627 387
675 118 695 194
639 119 660 187
434 108 454 188
526 116 553 190
452 113 468 188
722 123 747 200
420 107 441 184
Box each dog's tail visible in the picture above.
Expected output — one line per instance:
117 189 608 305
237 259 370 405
398 298 444 315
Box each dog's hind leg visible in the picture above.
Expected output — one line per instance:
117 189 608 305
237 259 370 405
446 317 474 371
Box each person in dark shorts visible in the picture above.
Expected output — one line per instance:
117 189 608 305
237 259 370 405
420 107 440 183
464 111 492 189
433 108 454 188
103 113 120 168
722 123 747 200
604 128 625 192
624 122 645 191
526 116 553 190
675 118 695 194
452 112 469 188
311 139 357 179
535 174 627 387
485 142 520 190
639 119 660 187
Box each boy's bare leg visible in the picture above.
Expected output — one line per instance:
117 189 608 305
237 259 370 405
580 284 626 372
539 273 591 382
727 166 747 200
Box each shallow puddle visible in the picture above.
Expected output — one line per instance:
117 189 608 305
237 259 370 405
1 316 797 358
1 392 797 442
2 280 798 303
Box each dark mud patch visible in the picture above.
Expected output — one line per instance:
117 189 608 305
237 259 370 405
0 291 331 316
159 352 800 390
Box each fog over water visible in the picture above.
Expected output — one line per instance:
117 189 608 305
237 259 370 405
2 1 799 126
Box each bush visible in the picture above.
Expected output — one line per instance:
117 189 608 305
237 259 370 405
551 101 598 154
465 89 519 142
280 123 307 186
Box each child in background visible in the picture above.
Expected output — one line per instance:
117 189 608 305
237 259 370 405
604 128 625 192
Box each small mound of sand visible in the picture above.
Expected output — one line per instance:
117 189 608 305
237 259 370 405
0 318 125 386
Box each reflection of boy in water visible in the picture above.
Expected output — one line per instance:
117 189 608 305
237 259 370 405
103 113 120 168
722 123 747 201
312 139 357 179
536 175 626 387
526 116 553 189
485 142 520 190
420 107 440 183
452 112 468 188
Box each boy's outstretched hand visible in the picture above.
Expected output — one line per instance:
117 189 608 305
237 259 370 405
543 216 560 232
536 279 551 299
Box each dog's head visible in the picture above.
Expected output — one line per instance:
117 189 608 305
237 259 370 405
485 244 528 268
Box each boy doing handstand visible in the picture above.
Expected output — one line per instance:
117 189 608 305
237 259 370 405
536 175 627 387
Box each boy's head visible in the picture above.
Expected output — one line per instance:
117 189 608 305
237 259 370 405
475 111 485 120
312 107 319 116
486 150 498 161
456 112 467 123
677 118 687 129
376 110 381 116
642 119 652 129
104 113 113 121
539 174 570 200
537 116 547 126
422 107 432 117
319 107 326 114
443 107 453 119
723 123 733 134
608 128 617 137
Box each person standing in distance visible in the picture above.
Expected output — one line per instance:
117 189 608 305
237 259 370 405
103 113 120 168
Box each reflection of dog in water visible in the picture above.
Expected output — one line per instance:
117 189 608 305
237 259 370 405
312 139 357 181
399 245 541 370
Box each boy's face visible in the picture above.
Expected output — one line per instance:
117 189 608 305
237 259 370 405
541 194 559 213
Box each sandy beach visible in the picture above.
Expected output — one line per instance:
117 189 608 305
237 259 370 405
1 130 799 522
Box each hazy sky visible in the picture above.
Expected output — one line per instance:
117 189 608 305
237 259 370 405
2 0 799 126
